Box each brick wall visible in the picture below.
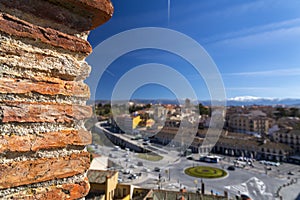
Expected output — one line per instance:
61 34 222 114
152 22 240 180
0 0 113 199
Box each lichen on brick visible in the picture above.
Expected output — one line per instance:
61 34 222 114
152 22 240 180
0 0 113 198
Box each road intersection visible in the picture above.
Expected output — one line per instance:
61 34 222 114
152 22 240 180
91 143 300 200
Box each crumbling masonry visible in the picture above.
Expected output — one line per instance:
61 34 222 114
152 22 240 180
0 0 113 199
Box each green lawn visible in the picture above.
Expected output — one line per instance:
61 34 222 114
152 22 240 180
137 153 163 161
184 166 227 179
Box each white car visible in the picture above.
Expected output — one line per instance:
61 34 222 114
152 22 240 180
259 160 266 164
129 164 138 169
142 168 151 172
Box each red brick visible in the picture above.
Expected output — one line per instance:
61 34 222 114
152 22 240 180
0 13 92 55
0 152 90 189
0 101 92 123
61 0 114 30
0 0 113 33
0 78 90 98
32 130 92 151
9 178 90 200
0 130 91 153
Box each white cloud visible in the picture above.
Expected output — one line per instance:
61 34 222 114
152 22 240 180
224 68 300 77
203 18 300 45
171 1 268 28
210 26 300 48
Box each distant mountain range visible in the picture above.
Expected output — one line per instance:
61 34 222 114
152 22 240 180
89 96 300 107
226 96 300 106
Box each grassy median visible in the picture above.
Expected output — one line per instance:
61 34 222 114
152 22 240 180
137 153 163 161
184 166 227 179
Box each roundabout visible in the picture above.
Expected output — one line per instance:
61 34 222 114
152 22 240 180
184 166 228 179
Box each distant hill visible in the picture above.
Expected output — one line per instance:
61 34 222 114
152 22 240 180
88 96 300 107
88 99 181 106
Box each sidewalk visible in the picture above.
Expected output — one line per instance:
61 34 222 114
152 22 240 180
278 178 300 200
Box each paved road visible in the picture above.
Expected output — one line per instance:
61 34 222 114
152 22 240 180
91 124 300 199
91 143 300 200
279 179 300 200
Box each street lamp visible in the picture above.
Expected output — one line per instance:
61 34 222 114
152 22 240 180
194 179 198 191
165 169 170 181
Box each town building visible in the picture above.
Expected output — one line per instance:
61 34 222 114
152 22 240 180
133 188 228 200
154 126 293 162
227 110 273 135
212 136 293 162
273 129 300 153
87 170 131 200
87 170 229 200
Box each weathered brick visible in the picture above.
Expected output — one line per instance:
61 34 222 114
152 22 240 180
0 0 114 197
0 41 91 81
0 78 90 98
61 0 114 30
0 13 92 55
0 152 90 189
31 130 92 151
0 101 92 123
0 0 113 34
0 130 92 153
61 177 90 200
7 177 90 200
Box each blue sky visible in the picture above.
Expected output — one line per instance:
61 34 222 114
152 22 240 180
86 0 300 101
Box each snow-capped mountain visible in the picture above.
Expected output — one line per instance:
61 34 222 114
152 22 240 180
226 96 300 106
228 96 276 102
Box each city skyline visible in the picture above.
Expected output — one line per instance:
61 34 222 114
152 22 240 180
86 0 300 101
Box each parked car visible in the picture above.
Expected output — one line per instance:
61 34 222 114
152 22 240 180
142 168 151 173
118 178 123 182
259 160 266 164
109 153 117 158
259 160 280 167
129 173 138 180
154 167 161 172
114 146 121 151
288 171 295 175
129 164 137 169
122 169 132 174
136 172 142 176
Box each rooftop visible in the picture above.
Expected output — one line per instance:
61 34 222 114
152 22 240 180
152 189 227 200
87 169 117 184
